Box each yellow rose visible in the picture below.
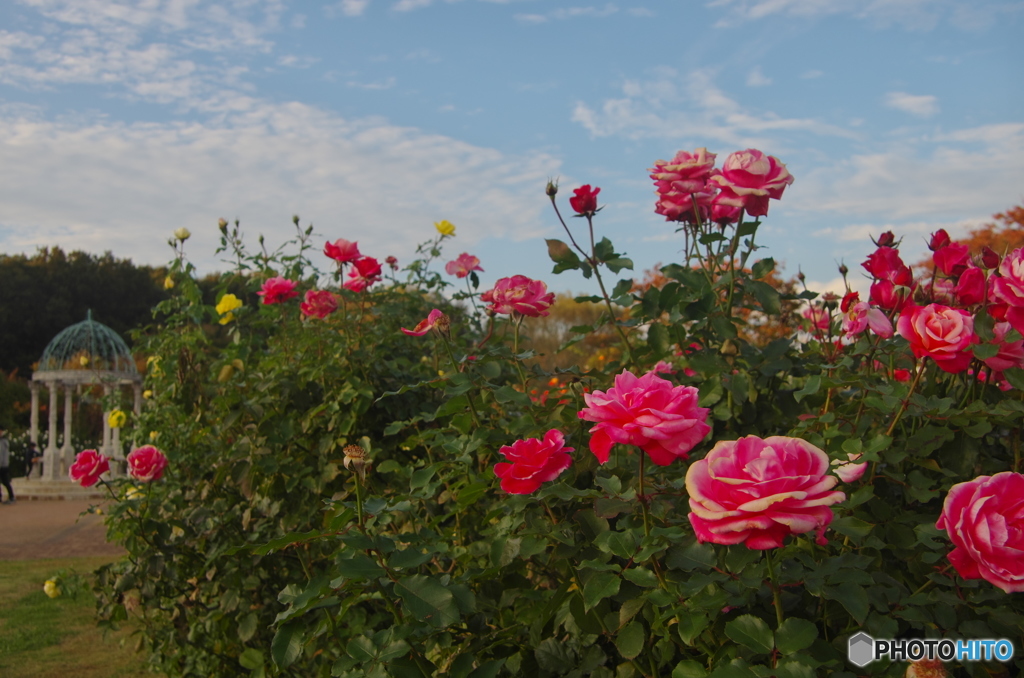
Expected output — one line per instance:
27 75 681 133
125 487 144 501
108 410 127 429
44 580 60 598
163 276 175 290
143 390 153 399
149 431 159 441
174 227 191 242
434 220 456 236
79 355 90 367
172 526 185 538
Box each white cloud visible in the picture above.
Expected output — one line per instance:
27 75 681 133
884 91 939 117
515 3 620 22
800 69 823 79
0 103 561 274
708 0 988 30
571 68 856 146
746 66 772 87
346 76 396 89
340 0 370 16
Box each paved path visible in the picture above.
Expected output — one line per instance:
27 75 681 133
0 499 124 560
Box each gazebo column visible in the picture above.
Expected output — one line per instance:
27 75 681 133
29 382 40 478
43 381 61 481
110 424 123 479
101 385 112 461
133 382 142 415
61 385 74 477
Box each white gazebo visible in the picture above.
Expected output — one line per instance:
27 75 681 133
29 311 142 481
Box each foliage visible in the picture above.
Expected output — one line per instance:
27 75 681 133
94 171 1024 678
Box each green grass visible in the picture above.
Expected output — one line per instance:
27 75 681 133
0 556 158 678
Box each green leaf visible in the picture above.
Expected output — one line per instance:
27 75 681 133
616 621 646 659
1003 367 1024 391
546 239 582 273
594 236 616 261
648 322 670 355
271 622 304 668
239 648 264 670
823 583 869 623
238 612 258 643
676 611 709 645
793 375 820 403
773 661 817 678
335 554 385 580
751 257 775 279
774 618 818 654
394 575 460 628
605 257 634 273
747 279 781 315
347 636 376 662
594 496 633 519
830 517 874 539
708 658 757 678
493 385 531 406
378 640 411 662
724 614 774 655
623 567 659 588
673 660 708 678
583 571 621 611
667 540 717 571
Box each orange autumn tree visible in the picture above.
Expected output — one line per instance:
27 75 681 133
915 203 1024 272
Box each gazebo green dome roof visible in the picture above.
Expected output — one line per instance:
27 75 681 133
37 310 138 375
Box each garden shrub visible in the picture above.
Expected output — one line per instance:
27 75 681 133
92 151 1024 678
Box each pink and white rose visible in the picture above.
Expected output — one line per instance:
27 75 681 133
481 275 555 317
707 149 794 217
896 303 976 373
69 449 111 487
127 445 169 482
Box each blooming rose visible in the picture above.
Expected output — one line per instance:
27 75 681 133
344 256 383 293
216 293 243 325
173 227 191 242
842 301 893 339
481 275 555 317
445 253 484 279
686 435 846 549
300 290 338 319
493 429 574 494
258 277 299 305
107 409 127 429
896 303 976 373
862 246 911 283
802 306 831 331
707 149 794 217
324 238 361 264
991 247 1024 333
44 580 61 598
936 472 1024 593
650 148 717 194
69 449 110 487
569 185 600 216
983 321 1024 373
434 220 456 236
655 187 716 224
401 309 449 338
578 369 710 466
127 445 169 482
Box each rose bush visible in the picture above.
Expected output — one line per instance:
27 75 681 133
92 154 1024 678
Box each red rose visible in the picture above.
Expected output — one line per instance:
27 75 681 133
954 266 986 307
928 229 950 251
258 277 299 305
127 445 169 482
933 242 970 277
69 449 110 487
300 290 338 319
493 429 574 495
324 238 361 264
344 256 383 293
569 185 600 216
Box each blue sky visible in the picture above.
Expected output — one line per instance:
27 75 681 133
1 0 1022 297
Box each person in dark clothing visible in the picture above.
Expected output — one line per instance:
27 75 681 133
0 428 14 504
26 441 41 478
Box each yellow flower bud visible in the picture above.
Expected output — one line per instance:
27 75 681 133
79 355 90 367
217 365 234 382
44 580 61 598
163 276 175 290
143 390 153 399
149 431 159 441
434 220 456 236
174 227 191 242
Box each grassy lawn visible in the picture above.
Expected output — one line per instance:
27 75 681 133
0 556 157 678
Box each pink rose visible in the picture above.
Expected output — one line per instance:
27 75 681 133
707 149 794 217
983 321 1024 373
893 368 912 382
493 429 574 495
481 275 555 317
869 279 914 312
649 148 717 195
258 277 299 305
445 253 484 279
896 303 976 373
344 256 383 293
686 435 846 550
936 472 1024 593
831 453 868 483
802 306 831 332
862 246 911 283
324 238 361 264
577 369 710 466
401 309 448 337
842 301 893 339
69 449 110 487
569 185 601 216
127 445 169 482
655 187 716 224
991 247 1024 333
300 290 338 319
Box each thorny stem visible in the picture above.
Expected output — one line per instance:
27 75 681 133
638 451 652 538
511 314 529 392
440 336 482 426
885 358 925 437
765 549 785 629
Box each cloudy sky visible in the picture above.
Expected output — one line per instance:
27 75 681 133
1 0 1021 296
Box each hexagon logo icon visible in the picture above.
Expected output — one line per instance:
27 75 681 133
848 632 875 667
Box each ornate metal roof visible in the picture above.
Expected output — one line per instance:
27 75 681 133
36 310 138 376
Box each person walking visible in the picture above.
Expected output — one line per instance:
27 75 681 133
0 428 14 504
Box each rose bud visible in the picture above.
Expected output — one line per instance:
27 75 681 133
981 246 1000 270
875 231 895 247
929 229 951 251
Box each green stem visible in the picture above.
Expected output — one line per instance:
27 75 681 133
512 315 529 392
765 549 784 629
885 358 925 437
353 472 364 528
440 337 482 426
637 451 651 538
